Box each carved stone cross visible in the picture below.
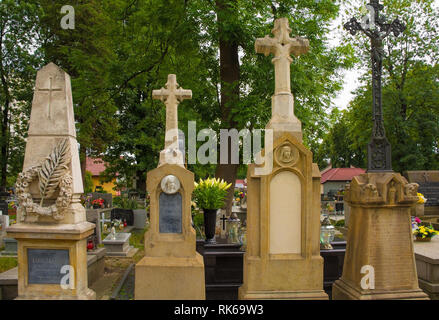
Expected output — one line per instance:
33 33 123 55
255 18 309 95
37 76 62 120
152 74 191 165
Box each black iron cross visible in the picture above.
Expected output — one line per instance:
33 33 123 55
220 214 227 230
344 0 405 172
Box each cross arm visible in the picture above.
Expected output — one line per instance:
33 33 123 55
152 88 169 102
289 36 310 57
176 89 192 102
255 35 278 56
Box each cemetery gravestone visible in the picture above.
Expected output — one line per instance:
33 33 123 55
7 63 95 300
333 2 428 299
1 238 17 256
86 209 102 245
332 174 428 299
239 18 327 300
135 75 205 300
111 208 134 226
133 209 147 230
405 171 439 215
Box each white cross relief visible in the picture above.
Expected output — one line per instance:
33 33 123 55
37 76 62 120
255 18 309 95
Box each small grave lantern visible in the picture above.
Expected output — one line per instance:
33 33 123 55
227 213 241 244
320 216 335 250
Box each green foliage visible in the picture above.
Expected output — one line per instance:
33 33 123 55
129 228 148 250
330 219 345 227
0 257 17 273
193 178 232 209
0 1 43 187
84 170 94 193
316 1 439 172
113 196 141 210
192 210 204 239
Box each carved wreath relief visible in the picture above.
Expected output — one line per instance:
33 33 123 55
15 139 73 221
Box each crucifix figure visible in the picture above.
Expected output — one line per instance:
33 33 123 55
344 0 405 172
37 76 62 120
255 18 309 95
152 74 192 166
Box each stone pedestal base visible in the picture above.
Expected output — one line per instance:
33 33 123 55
15 288 96 300
7 221 96 300
238 256 328 300
333 278 428 300
239 289 328 300
135 253 205 300
332 172 429 300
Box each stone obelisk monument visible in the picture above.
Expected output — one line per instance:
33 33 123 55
7 63 95 299
239 18 328 300
135 74 205 300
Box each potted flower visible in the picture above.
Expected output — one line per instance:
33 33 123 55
193 178 231 244
91 198 105 209
8 201 17 215
415 193 427 216
413 224 438 242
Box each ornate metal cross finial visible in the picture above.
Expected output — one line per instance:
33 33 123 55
344 0 406 172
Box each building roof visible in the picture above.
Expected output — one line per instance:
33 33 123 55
85 157 108 176
235 179 246 189
321 167 366 184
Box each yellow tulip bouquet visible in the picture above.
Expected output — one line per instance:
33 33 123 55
193 178 232 209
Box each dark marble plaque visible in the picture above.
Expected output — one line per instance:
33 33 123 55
159 192 182 233
28 249 70 284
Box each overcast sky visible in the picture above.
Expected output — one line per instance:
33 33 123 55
330 0 439 111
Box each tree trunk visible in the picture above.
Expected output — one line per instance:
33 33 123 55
215 0 240 216
0 59 10 190
79 142 87 190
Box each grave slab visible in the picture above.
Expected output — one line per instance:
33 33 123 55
103 232 137 257
414 236 439 299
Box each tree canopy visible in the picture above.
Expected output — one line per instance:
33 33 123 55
1 0 437 201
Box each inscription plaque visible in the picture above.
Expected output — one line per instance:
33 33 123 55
28 249 70 284
159 192 182 233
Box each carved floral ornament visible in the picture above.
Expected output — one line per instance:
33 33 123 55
15 139 73 221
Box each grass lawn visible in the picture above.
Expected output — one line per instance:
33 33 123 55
0 257 17 273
